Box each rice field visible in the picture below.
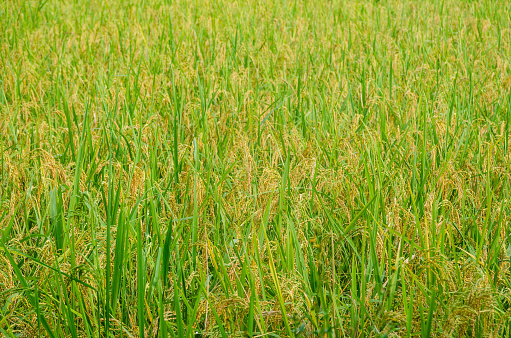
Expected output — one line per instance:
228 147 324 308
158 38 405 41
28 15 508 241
1 0 511 336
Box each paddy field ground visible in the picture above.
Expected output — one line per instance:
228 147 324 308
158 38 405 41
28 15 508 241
1 0 511 336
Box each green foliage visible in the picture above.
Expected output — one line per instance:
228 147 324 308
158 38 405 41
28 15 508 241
1 0 511 336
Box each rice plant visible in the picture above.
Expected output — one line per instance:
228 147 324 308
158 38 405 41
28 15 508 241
1 0 511 336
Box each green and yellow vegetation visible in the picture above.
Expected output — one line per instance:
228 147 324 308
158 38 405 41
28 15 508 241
1 0 511 336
